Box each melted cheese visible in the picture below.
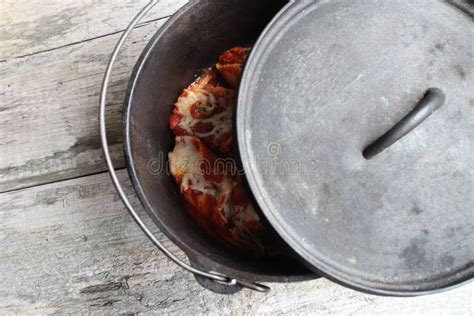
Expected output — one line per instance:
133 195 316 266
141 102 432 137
231 200 261 234
169 136 232 201
175 88 233 141
169 137 201 176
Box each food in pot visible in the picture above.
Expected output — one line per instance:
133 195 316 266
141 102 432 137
216 47 250 88
169 69 235 154
169 136 265 253
168 47 272 255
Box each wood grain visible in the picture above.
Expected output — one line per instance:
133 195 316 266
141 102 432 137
0 15 170 192
0 170 472 314
0 0 188 59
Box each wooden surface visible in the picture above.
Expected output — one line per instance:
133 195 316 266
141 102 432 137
0 0 472 314
0 0 187 192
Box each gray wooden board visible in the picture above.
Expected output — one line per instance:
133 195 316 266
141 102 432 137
0 170 472 314
0 0 188 59
0 5 183 192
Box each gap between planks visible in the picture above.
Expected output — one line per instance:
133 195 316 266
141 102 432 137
8 16 172 60
0 168 126 195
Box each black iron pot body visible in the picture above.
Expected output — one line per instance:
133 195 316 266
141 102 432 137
123 0 314 294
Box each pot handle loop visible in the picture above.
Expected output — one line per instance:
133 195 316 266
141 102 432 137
99 0 270 294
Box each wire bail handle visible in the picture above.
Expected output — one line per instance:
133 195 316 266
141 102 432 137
99 0 270 293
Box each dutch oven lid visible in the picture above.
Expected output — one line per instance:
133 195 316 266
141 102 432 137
237 0 473 294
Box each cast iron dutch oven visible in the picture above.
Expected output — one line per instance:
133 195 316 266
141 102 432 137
102 0 314 295
100 0 473 295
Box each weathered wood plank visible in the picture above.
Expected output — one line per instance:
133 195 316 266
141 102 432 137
0 171 472 314
0 16 170 192
0 0 188 59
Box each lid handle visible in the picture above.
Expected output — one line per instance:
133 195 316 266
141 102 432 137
363 88 446 159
